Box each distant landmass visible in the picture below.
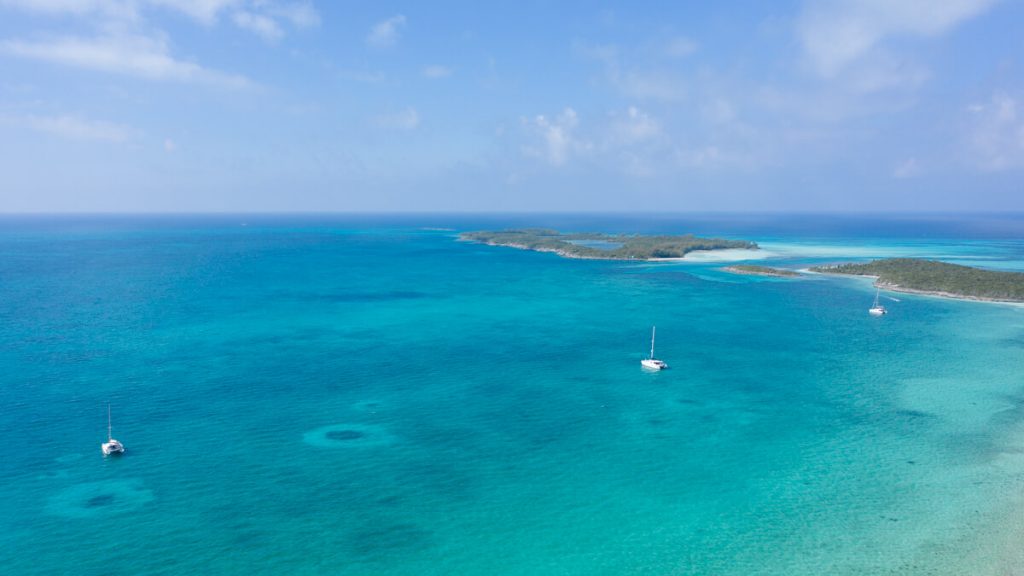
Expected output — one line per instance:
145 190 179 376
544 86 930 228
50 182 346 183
459 228 758 260
811 258 1024 302
724 265 800 277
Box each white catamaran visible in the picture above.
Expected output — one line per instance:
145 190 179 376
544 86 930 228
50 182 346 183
869 287 887 316
640 326 668 370
101 404 125 456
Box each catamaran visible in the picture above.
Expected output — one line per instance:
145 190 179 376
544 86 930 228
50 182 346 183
101 404 125 456
869 287 887 316
640 326 668 370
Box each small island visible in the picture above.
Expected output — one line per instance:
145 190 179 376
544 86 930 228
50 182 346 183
724 265 800 278
810 258 1024 302
459 228 758 261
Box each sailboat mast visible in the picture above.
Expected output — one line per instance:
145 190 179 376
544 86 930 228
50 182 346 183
107 404 112 441
650 326 656 359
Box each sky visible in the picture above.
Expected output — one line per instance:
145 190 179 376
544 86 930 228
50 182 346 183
0 0 1022 213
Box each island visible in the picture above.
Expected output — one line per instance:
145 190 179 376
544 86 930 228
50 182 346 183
724 265 800 277
459 228 758 261
810 258 1024 302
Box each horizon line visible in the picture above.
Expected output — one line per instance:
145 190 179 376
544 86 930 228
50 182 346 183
2 210 1024 217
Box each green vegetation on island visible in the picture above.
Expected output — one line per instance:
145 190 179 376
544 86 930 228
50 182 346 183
724 265 800 277
459 228 758 260
810 258 1024 302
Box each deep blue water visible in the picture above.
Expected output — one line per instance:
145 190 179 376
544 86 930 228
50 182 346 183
1 214 1023 575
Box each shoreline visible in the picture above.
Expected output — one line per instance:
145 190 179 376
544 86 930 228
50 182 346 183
877 282 1024 304
722 265 800 278
463 239 752 262
815 271 1024 304
463 239 639 260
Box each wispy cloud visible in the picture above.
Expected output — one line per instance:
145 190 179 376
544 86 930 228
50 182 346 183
267 1 319 28
233 10 283 41
422 65 452 79
577 42 687 101
893 157 920 178
609 106 660 145
0 0 320 38
367 14 406 48
665 35 697 58
147 0 241 25
520 103 759 175
522 108 589 166
966 92 1024 171
0 0 321 92
374 107 419 130
1 33 251 87
674 145 725 168
616 70 686 101
8 113 134 142
0 0 139 19
798 0 1000 77
339 68 386 84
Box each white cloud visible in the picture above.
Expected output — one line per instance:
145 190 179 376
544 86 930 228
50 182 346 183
146 0 241 25
0 33 251 87
577 43 686 101
148 0 320 32
0 0 138 19
523 108 589 166
798 0 1000 77
610 106 660 144
422 65 452 79
367 14 406 48
0 0 320 93
268 1 318 28
518 105 746 174
0 0 319 36
17 114 133 142
967 93 1024 171
233 10 282 41
893 157 919 178
374 107 419 130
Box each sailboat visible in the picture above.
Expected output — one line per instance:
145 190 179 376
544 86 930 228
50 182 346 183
101 404 125 456
640 326 668 370
869 287 887 316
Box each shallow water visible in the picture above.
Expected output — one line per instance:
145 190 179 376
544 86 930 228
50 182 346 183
1 214 1022 575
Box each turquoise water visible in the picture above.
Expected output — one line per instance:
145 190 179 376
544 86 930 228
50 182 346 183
2 215 1024 575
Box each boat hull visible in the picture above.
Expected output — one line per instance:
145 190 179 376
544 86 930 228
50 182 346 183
641 359 668 370
102 440 125 456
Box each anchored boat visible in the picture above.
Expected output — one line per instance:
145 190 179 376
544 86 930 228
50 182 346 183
641 326 668 370
101 404 125 456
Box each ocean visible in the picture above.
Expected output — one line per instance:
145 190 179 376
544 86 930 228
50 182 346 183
1 214 1023 575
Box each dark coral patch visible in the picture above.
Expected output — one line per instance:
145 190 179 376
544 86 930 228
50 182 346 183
86 494 116 508
327 430 366 441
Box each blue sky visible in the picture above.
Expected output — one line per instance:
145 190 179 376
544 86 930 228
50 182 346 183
0 0 1021 212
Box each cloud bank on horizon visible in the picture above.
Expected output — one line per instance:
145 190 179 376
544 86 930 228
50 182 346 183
0 0 1020 212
